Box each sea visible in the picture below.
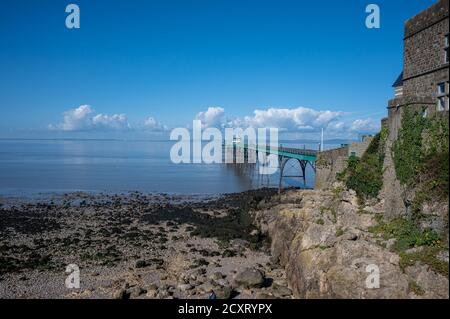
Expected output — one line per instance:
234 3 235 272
0 139 340 197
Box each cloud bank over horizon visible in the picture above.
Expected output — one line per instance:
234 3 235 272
49 105 166 133
49 104 380 139
193 106 380 138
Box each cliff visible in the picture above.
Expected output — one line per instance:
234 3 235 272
252 188 449 298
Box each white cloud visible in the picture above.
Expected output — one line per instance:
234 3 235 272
349 118 380 133
50 105 131 131
195 107 225 128
193 106 380 138
144 117 168 132
92 113 130 130
241 107 343 131
50 104 94 131
326 121 346 131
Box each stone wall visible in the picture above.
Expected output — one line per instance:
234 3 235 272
382 0 449 217
383 101 449 218
381 104 407 218
403 0 449 98
314 146 348 189
348 136 374 158
404 0 449 38
315 137 376 190
403 69 449 99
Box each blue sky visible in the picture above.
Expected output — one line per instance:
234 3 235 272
0 0 437 140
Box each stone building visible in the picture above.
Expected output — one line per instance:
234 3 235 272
383 0 449 217
315 1 448 194
389 0 449 120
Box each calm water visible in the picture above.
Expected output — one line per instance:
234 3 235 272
0 139 333 196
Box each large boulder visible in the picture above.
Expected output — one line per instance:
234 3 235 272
234 268 265 288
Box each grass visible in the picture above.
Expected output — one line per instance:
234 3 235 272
335 227 345 237
369 216 448 278
408 280 425 296
316 218 325 225
399 246 448 278
368 217 441 252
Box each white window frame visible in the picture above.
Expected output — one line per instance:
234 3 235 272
445 34 449 64
437 82 449 112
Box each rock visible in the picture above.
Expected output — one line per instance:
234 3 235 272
386 238 397 250
231 239 250 248
222 249 236 258
269 256 279 265
146 289 157 298
343 231 359 241
147 283 158 290
197 282 214 294
437 250 449 263
178 283 194 291
135 260 147 268
209 272 225 281
271 283 292 297
156 289 170 299
250 229 260 236
234 268 265 288
146 283 158 298
405 264 449 298
190 278 203 286
241 288 254 296
130 286 146 298
113 288 130 299
255 292 274 299
180 268 206 283
252 189 449 299
214 279 229 287
213 285 232 299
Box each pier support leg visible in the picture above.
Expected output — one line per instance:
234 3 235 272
278 157 286 194
300 160 307 188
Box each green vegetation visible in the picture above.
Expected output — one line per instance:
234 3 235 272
391 109 449 254
393 109 449 201
0 253 57 275
369 215 448 278
369 216 441 252
331 185 344 200
319 206 337 223
408 280 425 296
334 110 449 279
335 227 345 237
400 246 448 278
316 218 325 225
337 127 388 200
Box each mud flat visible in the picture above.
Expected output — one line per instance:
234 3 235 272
0 189 293 299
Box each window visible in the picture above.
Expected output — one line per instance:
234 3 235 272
437 82 449 112
445 34 449 63
438 83 445 95
437 97 445 111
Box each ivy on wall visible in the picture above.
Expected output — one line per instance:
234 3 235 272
337 126 388 200
392 109 449 203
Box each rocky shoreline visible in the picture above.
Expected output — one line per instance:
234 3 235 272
0 189 293 299
1 186 448 299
